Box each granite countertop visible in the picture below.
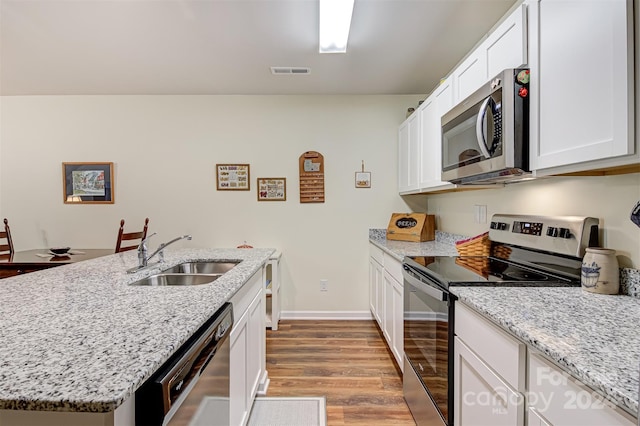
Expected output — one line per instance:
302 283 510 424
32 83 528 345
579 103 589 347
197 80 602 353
369 229 462 260
452 287 640 417
0 247 274 413
369 230 639 417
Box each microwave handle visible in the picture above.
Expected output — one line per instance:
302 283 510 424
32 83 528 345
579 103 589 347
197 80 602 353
475 96 493 159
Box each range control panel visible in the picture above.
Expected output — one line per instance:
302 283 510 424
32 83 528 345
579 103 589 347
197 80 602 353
489 214 599 258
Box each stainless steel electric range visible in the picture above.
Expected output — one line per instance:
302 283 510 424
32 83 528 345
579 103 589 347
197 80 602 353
402 214 600 426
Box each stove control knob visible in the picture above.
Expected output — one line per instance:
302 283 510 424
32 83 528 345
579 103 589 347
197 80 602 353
490 221 498 229
499 222 508 231
546 227 558 237
558 228 571 239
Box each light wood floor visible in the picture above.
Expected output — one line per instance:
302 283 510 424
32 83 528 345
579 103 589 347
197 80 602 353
265 320 416 425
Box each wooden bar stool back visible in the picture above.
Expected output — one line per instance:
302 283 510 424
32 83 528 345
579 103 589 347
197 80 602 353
115 218 149 253
0 218 15 256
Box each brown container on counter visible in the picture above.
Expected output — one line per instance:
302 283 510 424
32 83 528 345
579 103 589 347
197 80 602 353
386 213 435 242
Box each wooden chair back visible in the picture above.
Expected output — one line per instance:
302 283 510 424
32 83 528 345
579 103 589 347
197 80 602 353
115 218 149 253
0 218 15 256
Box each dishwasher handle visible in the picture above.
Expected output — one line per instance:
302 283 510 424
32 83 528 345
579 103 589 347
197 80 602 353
158 304 233 413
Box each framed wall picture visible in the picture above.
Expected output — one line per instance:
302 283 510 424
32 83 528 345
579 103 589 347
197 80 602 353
257 178 286 201
62 162 114 204
216 164 250 190
355 171 371 188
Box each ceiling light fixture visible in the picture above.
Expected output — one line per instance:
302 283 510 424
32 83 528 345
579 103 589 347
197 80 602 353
319 0 355 53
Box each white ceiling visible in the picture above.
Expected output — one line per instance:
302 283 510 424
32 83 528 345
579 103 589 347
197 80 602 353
0 0 517 96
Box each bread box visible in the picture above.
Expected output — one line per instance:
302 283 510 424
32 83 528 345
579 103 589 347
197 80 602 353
386 213 435 242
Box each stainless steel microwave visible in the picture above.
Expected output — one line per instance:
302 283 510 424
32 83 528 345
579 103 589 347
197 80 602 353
441 68 530 185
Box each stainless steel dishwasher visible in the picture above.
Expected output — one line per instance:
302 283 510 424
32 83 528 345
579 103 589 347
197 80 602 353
135 303 233 426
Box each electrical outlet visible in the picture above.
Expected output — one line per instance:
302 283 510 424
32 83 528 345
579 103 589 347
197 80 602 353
474 205 487 224
320 279 328 292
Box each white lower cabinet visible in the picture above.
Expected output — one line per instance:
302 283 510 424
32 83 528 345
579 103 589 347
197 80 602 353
528 407 552 426
229 269 267 426
391 275 403 368
382 269 404 369
454 338 524 426
369 243 403 371
454 303 525 426
455 302 638 426
369 252 384 326
528 352 636 426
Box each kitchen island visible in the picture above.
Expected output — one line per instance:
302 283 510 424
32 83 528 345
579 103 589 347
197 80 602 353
0 247 274 424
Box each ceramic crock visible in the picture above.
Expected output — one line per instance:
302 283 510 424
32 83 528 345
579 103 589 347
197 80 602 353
581 248 619 294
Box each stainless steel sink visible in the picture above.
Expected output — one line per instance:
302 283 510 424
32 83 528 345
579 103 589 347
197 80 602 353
161 260 240 275
129 273 222 286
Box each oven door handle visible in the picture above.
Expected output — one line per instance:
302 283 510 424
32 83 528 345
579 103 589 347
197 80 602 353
403 268 447 302
475 96 493 159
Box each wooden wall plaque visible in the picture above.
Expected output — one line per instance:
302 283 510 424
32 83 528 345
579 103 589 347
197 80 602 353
299 151 325 203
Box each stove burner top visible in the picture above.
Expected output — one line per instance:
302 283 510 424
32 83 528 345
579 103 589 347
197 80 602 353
405 255 580 288
501 270 549 281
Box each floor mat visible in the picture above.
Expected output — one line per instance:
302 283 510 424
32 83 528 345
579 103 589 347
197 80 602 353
247 396 327 426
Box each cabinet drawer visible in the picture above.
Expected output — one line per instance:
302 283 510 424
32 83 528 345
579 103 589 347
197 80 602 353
528 352 636 426
230 269 262 324
384 254 403 284
455 302 525 390
369 243 384 266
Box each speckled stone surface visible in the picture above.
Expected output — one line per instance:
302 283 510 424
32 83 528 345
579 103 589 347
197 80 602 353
0 247 274 413
369 229 464 261
452 286 640 416
621 268 640 298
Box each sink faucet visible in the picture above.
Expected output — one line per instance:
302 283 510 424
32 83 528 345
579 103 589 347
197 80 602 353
146 235 193 264
128 233 192 273
137 232 157 269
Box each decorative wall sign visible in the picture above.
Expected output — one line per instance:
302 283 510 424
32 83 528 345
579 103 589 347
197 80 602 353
299 151 324 203
355 160 371 188
62 162 114 204
216 164 250 190
257 178 286 201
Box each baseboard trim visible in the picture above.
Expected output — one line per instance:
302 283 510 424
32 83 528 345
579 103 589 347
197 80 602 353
256 371 270 396
280 310 374 320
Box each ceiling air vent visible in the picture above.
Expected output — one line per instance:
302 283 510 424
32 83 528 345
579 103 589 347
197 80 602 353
270 67 311 75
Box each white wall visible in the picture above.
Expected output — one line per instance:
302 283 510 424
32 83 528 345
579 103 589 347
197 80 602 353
0 94 423 315
419 173 640 268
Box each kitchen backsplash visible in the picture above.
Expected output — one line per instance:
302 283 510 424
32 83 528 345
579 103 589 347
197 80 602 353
370 229 640 299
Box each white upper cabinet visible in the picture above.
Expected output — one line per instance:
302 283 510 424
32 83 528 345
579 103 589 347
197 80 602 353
397 4 529 195
453 4 528 104
399 86 457 194
418 97 441 188
453 49 487 104
434 75 455 116
418 94 456 191
398 111 421 194
398 119 410 192
529 0 636 174
484 4 528 79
